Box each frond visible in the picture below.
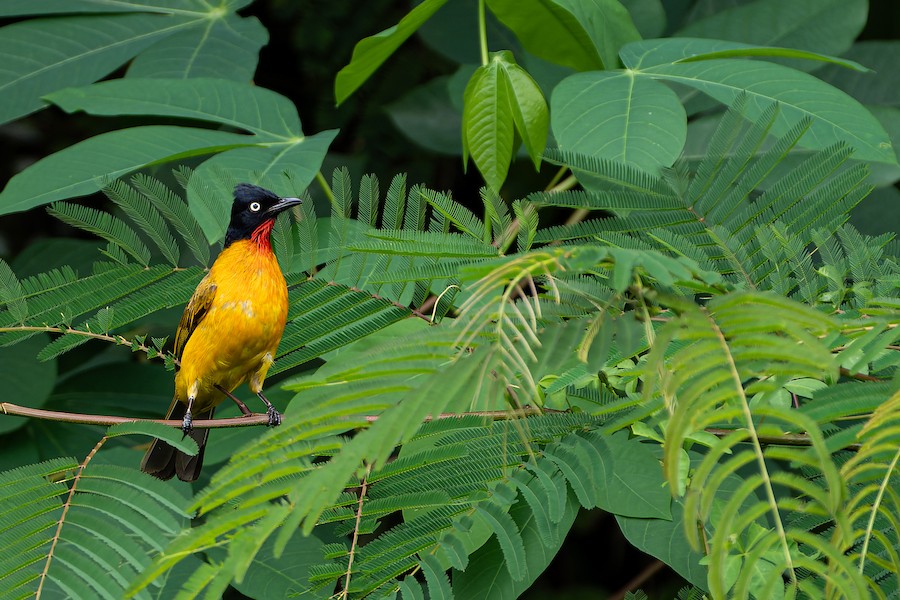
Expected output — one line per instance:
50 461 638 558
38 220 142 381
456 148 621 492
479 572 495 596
0 258 27 324
130 173 210 266
418 187 485 241
544 148 673 197
102 178 180 267
350 229 499 258
47 202 151 267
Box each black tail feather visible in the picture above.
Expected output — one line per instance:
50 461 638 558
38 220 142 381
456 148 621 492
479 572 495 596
141 400 212 482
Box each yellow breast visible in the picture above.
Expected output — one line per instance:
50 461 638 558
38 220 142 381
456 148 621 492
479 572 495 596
176 240 289 408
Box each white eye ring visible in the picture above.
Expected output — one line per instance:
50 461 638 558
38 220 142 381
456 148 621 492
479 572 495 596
249 202 261 212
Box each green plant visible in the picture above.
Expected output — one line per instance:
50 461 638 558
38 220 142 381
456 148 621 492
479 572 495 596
1 1 899 599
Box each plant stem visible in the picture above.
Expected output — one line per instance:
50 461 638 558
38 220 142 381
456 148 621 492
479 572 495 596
478 0 489 66
315 170 336 206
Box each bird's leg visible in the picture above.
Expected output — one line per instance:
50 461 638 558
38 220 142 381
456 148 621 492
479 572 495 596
256 392 282 427
214 383 253 416
182 396 195 434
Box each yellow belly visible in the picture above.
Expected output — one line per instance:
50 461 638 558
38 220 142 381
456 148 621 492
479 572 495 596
175 240 289 411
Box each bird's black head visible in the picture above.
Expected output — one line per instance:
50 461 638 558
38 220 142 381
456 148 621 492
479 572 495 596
224 184 302 248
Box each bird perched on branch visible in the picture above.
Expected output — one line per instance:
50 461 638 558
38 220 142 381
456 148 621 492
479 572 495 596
141 183 301 482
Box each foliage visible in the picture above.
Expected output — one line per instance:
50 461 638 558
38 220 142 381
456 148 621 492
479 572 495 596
1 1 900 599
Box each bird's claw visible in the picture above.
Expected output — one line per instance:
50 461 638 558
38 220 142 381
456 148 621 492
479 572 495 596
266 406 282 427
181 411 193 435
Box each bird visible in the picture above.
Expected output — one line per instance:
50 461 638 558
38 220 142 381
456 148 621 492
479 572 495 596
141 183 301 482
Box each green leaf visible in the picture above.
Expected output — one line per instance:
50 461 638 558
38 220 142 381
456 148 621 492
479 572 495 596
126 14 267 81
106 422 199 456
818 40 900 107
617 496 708 589
552 0 643 69
473 503 528 581
452 486 580 599
485 0 603 71
47 202 152 266
0 13 193 124
621 0 666 39
502 60 549 169
0 259 27 323
385 75 464 156
676 0 867 68
551 71 686 174
46 78 301 140
589 432 671 519
334 0 450 105
0 335 57 434
620 38 869 72
419 554 454 600
0 126 251 216
225 525 335 600
630 52 896 164
463 54 515 191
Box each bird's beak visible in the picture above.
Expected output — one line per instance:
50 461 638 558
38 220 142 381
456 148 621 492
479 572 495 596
265 196 303 217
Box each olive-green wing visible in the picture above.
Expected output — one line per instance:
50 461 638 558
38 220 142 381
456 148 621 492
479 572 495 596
174 275 217 361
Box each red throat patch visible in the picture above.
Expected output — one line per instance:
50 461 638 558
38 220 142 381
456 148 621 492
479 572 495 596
251 219 276 252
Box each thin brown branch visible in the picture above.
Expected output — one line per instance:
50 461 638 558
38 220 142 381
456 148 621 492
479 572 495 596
0 325 177 365
361 406 563 422
839 367 883 383
705 427 861 452
36 433 109 598
0 403 271 428
609 559 666 600
342 463 372 600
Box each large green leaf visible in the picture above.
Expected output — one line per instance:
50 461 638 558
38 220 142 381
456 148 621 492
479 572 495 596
0 0 253 17
452 486 581 599
553 0 643 69
620 38 869 72
590 432 671 519
334 0 450 105
46 78 301 139
620 0 666 39
3 79 337 221
126 13 267 81
551 71 686 174
385 75 465 156
0 1 261 123
213 525 336 600
676 0 867 65
618 41 896 164
0 126 251 215
0 13 192 124
0 335 56 435
616 496 708 589
818 41 900 107
485 0 603 71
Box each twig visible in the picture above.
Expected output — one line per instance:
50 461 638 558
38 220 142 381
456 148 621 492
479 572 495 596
2 402 863 451
342 463 372 599
839 367 882 383
705 427 861 452
609 559 666 600
0 403 271 428
0 325 175 364
36 434 109 598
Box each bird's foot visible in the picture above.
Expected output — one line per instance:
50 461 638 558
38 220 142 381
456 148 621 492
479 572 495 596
266 406 282 427
181 410 193 435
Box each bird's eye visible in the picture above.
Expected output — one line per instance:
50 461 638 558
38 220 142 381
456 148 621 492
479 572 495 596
249 202 261 212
